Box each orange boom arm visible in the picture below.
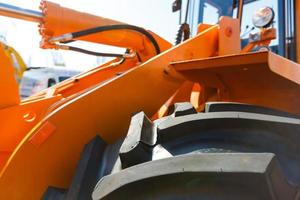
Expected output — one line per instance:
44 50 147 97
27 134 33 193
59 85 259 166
39 1 171 61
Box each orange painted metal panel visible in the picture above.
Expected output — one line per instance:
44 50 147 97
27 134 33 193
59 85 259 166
0 26 219 200
0 96 61 153
218 16 241 55
170 51 300 114
0 45 169 167
0 43 20 109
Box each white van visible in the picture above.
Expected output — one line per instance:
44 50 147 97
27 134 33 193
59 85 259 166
20 67 82 98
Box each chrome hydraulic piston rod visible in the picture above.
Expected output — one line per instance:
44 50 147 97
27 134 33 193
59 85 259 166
0 2 43 22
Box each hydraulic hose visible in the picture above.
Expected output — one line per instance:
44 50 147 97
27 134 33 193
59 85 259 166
56 44 135 59
68 46 124 58
50 24 161 55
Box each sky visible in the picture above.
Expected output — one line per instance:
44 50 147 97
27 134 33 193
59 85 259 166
0 0 181 70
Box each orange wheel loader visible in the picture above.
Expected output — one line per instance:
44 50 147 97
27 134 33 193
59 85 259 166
0 0 300 199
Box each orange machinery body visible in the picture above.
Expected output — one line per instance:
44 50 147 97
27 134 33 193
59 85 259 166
0 1 300 199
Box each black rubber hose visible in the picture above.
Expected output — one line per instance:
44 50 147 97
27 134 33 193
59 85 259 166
68 24 161 55
68 46 125 57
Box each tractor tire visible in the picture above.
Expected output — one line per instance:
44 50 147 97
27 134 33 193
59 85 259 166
43 102 300 200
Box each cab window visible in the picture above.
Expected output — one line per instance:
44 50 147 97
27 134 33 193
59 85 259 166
200 0 235 24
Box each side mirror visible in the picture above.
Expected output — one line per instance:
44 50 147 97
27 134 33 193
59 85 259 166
172 0 182 12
